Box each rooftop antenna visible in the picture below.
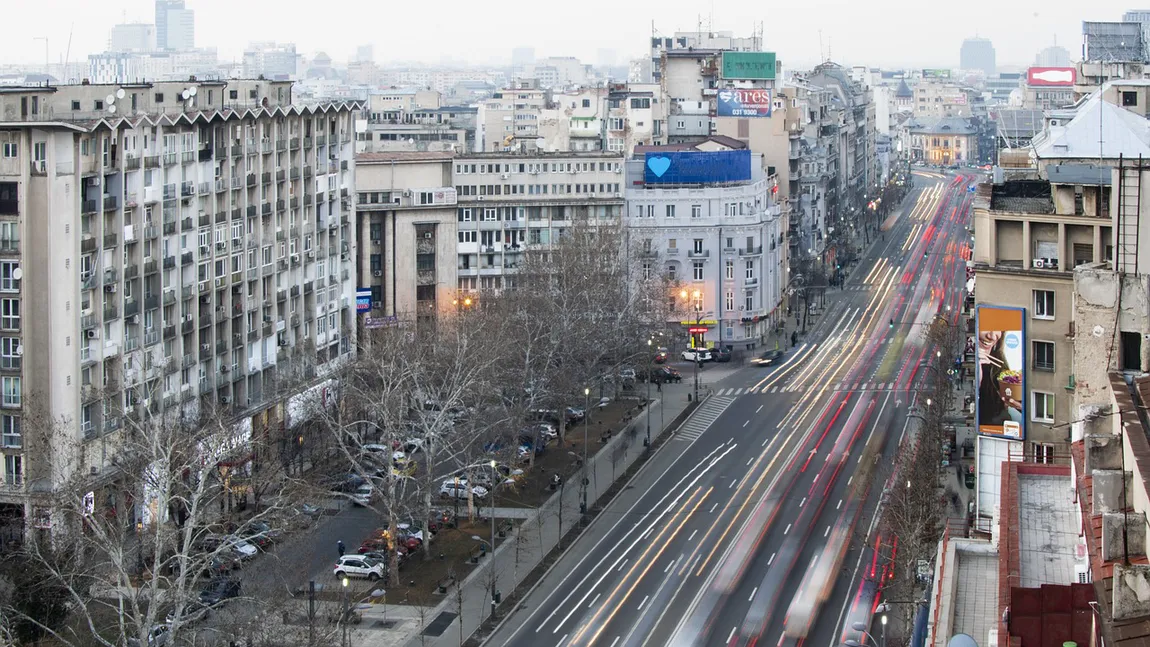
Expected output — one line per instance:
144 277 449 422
819 30 824 63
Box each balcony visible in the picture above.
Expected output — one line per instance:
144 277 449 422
745 277 759 286
261 202 272 216
144 259 158 275
124 336 139 352
181 151 195 164
276 140 287 152
232 208 242 221
163 324 176 340
246 173 256 187
103 195 119 211
290 196 299 209
198 182 211 196
261 172 271 184
182 319 194 334
177 253 189 267
163 152 178 166
290 137 300 150
103 233 118 248
216 339 228 355
198 213 210 228
739 246 763 256
163 290 176 306
199 375 213 391
103 304 119 320
231 176 243 190
276 199 285 213
180 216 193 232
124 155 141 171
181 182 194 197
125 264 139 280
246 205 257 218
276 169 286 183
145 293 159 310
144 224 158 240
215 210 227 224
82 199 98 214
304 137 313 149
303 166 313 179
290 167 300 180
145 329 160 346
81 236 97 254
317 134 327 147
144 155 160 169
231 144 243 158
687 249 709 259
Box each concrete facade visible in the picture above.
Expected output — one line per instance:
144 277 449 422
0 79 359 536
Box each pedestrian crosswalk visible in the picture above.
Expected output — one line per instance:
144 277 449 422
713 382 905 396
674 396 736 442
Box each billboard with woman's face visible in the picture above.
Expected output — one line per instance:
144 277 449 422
975 306 1026 439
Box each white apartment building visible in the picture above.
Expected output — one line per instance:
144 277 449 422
476 79 549 152
625 151 784 349
0 79 358 537
452 152 626 294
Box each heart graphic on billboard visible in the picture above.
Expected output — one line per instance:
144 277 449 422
647 156 672 177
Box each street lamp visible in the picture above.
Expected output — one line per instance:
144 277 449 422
850 621 884 647
645 338 652 448
341 576 350 647
488 459 497 552
471 535 500 608
581 386 590 515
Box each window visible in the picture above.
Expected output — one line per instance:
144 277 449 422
1032 443 1054 464
0 299 18 331
725 291 734 311
745 292 754 311
642 262 652 280
0 338 19 370
666 204 676 219
1033 341 1055 371
693 239 704 254
1032 391 1054 423
1123 91 1138 107
0 262 18 292
725 260 734 280
745 259 755 280
1 376 19 407
1033 290 1055 319
1 143 15 158
692 261 704 281
0 414 18 448
666 264 676 281
691 205 702 219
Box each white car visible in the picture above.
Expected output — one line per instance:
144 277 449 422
227 537 258 560
350 483 374 506
127 624 171 647
402 437 426 454
333 555 386 581
682 348 712 362
439 479 489 500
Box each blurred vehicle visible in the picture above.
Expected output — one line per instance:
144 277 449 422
565 406 586 422
298 503 322 517
653 347 669 364
682 348 711 362
248 520 283 543
350 483 374 506
334 555 386 581
202 554 240 577
751 349 786 366
710 347 732 362
198 578 241 607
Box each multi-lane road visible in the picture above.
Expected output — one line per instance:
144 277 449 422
485 170 975 647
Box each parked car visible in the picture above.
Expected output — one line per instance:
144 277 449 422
565 406 586 422
227 537 259 561
127 624 171 647
166 600 211 625
682 348 712 362
248 520 283 543
334 555 386 581
439 479 489 500
656 367 683 383
653 347 669 364
350 483 374 507
328 474 366 493
618 367 637 383
751 349 786 366
711 347 732 362
198 578 241 607
297 503 322 518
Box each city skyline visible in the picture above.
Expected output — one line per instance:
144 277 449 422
0 0 1130 72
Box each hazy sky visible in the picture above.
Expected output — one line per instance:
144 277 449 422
1 0 1139 70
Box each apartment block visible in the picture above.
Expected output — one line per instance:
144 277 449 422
354 152 457 334
452 152 625 294
0 79 359 537
476 79 549 152
358 91 476 155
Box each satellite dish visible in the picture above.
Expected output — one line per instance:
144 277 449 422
14 345 21 357
1093 325 1105 337
116 88 125 99
105 94 116 105
11 268 21 281
181 89 190 100
188 86 198 97
107 104 117 114
947 635 979 647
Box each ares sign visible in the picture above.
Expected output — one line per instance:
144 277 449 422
716 89 773 118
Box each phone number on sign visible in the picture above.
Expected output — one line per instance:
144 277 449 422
726 107 769 116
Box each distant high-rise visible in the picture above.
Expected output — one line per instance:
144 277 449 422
109 23 156 52
1124 9 1150 23
355 44 374 63
511 47 535 67
154 0 193 51
960 37 996 75
1035 45 1072 67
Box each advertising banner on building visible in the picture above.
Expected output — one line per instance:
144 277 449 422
923 68 952 79
356 289 372 313
975 305 1026 439
1027 67 1076 87
643 150 752 185
720 52 777 80
716 89 772 118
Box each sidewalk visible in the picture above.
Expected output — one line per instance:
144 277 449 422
322 378 699 647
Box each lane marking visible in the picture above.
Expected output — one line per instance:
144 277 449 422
609 638 620 647
617 559 627 572
784 523 792 535
756 405 763 413
687 529 698 542
824 525 832 538
837 499 843 510
848 475 854 486
710 503 719 513
588 592 600 607
559 634 568 645
727 627 737 643
665 559 675 573
747 458 754 466
749 586 759 602
762 437 770 447
744 420 750 428
799 497 806 507
768 552 776 565
728 479 737 489
638 595 649 610
812 473 819 485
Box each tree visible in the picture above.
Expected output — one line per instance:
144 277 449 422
0 382 304 647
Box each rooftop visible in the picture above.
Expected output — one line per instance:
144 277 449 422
356 151 456 164
456 151 624 160
1046 163 1112 185
909 116 979 135
988 179 1054 213
1031 86 1150 159
1017 473 1079 587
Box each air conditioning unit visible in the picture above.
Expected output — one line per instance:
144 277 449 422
104 284 117 293
373 270 383 277
1032 259 1046 269
306 250 315 259
500 173 509 180
290 253 300 262
86 329 98 339
402 190 412 197
477 196 485 201
372 300 382 308
220 396 231 404
614 167 622 174
220 364 230 372
278 338 289 347
423 232 433 239
128 314 140 324
201 343 210 352
214 278 224 287
199 244 209 254
371 239 380 246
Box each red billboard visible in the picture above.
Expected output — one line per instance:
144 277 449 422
1027 67 1076 87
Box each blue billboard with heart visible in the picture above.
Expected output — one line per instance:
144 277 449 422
643 149 753 185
